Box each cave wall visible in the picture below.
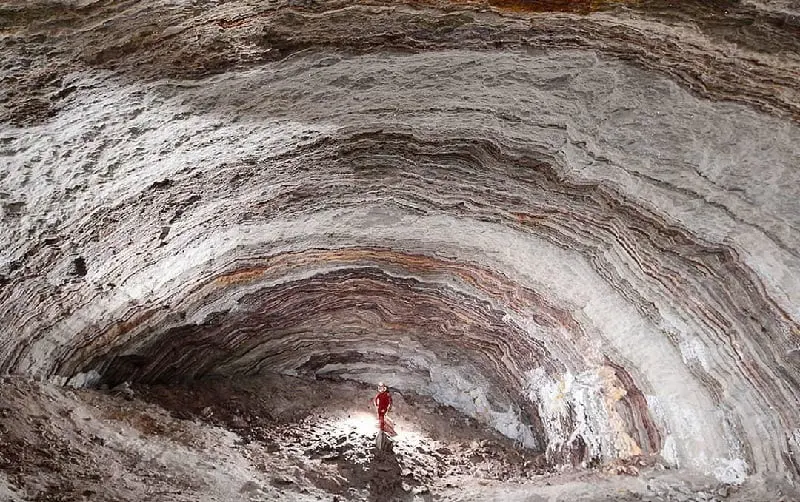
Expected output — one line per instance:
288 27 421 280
1 0 799 485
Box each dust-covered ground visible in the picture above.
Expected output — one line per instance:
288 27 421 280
0 374 787 502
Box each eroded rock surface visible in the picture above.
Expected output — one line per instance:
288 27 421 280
1 0 799 500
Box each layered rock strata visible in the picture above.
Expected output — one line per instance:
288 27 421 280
1 0 799 491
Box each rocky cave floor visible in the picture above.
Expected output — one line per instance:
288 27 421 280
0 373 783 502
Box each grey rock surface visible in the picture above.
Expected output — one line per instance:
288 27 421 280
1 0 799 500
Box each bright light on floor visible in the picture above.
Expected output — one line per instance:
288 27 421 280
335 412 379 436
332 412 428 448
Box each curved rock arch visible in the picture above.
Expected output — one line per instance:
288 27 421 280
2 0 800 497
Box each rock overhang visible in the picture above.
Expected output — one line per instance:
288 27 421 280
1 0 799 489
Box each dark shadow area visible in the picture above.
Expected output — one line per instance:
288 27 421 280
366 441 406 502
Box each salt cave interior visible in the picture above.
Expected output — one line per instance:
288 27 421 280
1 0 799 501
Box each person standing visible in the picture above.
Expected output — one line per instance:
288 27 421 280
373 382 393 433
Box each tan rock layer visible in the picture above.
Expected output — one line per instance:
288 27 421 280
2 0 800 124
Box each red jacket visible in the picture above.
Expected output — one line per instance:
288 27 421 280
374 391 392 413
